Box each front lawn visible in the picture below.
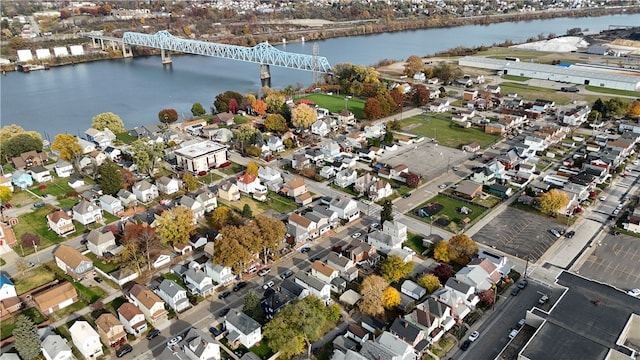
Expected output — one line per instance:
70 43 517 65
400 116 498 149
30 177 74 197
218 162 245 175
403 232 427 255
14 266 57 294
217 191 297 215
295 93 365 119
266 191 298 213
234 115 250 124
0 307 46 340
410 195 488 233
116 132 137 144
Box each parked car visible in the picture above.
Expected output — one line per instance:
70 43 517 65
599 195 607 201
309 255 320 262
538 294 549 304
548 229 561 238
351 232 362 239
518 319 526 328
402 192 411 198
28 261 36 268
146 329 161 340
258 268 271 277
508 329 519 339
511 287 520 296
370 223 380 230
280 270 293 279
218 308 230 317
517 279 528 289
116 344 133 358
232 282 247 292
167 336 183 347
565 231 575 239
460 340 471 351
300 247 311 253
93 276 102 283
468 331 480 342
438 184 447 189
262 280 275 290
627 288 640 297
218 291 231 300
209 326 223 337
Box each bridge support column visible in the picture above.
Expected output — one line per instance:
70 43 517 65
99 39 105 51
260 64 271 88
122 43 133 58
161 48 172 64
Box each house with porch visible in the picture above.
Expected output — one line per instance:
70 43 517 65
389 317 425 348
41 334 73 360
310 261 339 284
86 229 117 257
156 176 181 195
47 210 75 236
329 197 360 222
217 180 240 201
294 272 332 305
326 252 358 282
156 279 190 313
132 180 159 203
33 282 78 315
72 200 103 226
99 195 124 215
69 321 103 360
11 170 33 189
287 212 317 242
85 127 116 148
334 169 358 188
53 245 94 279
11 150 48 170
183 268 214 297
444 278 480 308
180 195 205 222
95 313 126 348
0 275 21 318
281 176 307 198
117 189 137 208
194 189 218 213
206 262 235 286
117 302 147 337
258 166 283 191
127 283 168 325
225 310 262 348
311 120 330 137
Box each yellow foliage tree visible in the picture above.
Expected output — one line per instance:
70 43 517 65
252 99 267 115
0 186 12 203
433 241 450 263
448 234 478 265
629 100 640 118
359 275 388 317
155 207 195 247
382 287 401 309
182 172 199 192
291 104 317 129
183 26 192 36
404 55 424 76
51 134 82 166
246 161 259 176
210 206 235 231
417 273 441 293
538 189 569 215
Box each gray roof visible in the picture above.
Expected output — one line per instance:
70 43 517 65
180 195 201 209
226 309 261 335
280 279 306 298
445 277 473 294
426 297 447 317
312 205 336 218
389 318 422 343
117 189 134 198
158 279 186 298
184 268 208 284
41 334 71 359
72 200 98 214
360 339 396 360
326 252 351 268
133 180 154 191
87 229 115 245
295 272 329 292
100 194 119 205
330 196 354 210
181 328 215 358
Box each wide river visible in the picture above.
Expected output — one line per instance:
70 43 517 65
1 13 637 137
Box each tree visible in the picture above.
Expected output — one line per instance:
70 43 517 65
538 189 569 215
13 315 41 360
363 97 382 120
433 263 454 283
233 124 259 152
242 204 253 218
246 161 259 176
191 102 206 116
448 234 478 265
380 199 393 224
215 91 243 113
433 63 462 84
265 93 286 114
478 288 495 306
228 98 239 114
264 114 287 133
182 172 199 192
386 120 402 131
130 140 165 176
384 131 394 144
417 273 441 293
264 296 328 359
119 168 136 190
252 99 267 115
155 207 195 247
1 133 43 159
243 290 263 320
291 104 317 129
0 125 42 144
380 254 414 283
210 206 237 231
91 112 125 133
252 215 286 264
158 109 179 124
382 287 401 309
412 84 431 106
434 241 450 263
98 159 123 195
405 173 420 188
51 134 82 170
404 55 424 76
0 186 12 203
628 100 640 118
121 223 161 271
213 226 253 275
359 275 388 317
21 233 40 248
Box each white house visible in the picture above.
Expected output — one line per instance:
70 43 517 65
329 197 360 222
86 229 117 257
117 302 147 337
46 210 75 236
194 189 218 213
103 146 121 161
225 309 262 348
156 279 190 313
53 160 74 178
175 140 228 173
180 195 205 222
41 334 73 360
294 272 331 304
156 176 181 195
258 166 283 191
383 220 408 244
429 100 450 113
78 138 97 154
206 262 235 286
30 166 52 183
401 280 426 300
72 200 103 226
266 136 285 152
0 274 17 302
311 120 330 137
99 195 124 215
84 128 116 148
132 180 159 203
310 261 339 284
183 268 214 297
326 252 358 282
117 189 137 208
177 328 221 360
334 168 357 188
236 173 262 194
69 321 103 360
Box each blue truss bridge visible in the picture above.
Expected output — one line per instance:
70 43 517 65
87 30 333 86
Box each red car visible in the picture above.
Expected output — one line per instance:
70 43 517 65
198 170 208 176
4 203 11 209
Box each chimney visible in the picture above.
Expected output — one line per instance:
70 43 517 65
404 321 408 328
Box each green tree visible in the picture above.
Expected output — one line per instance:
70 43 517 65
13 315 41 360
417 273 441 293
380 199 393 224
51 134 82 171
1 133 43 159
264 114 288 133
91 112 125 133
380 254 414 283
233 125 259 152
434 241 450 263
265 92 286 114
447 234 478 265
384 131 394 144
158 109 179 124
191 102 206 117
537 189 569 215
0 125 42 145
214 91 243 114
0 186 12 203
359 275 388 317
291 104 317 129
130 140 165 176
155 207 195 247
98 159 123 195
243 291 263 320
382 287 401 309
242 203 253 218
182 172 199 192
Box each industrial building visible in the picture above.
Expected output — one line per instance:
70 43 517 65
458 56 640 92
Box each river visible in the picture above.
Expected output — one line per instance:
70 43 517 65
1 13 637 137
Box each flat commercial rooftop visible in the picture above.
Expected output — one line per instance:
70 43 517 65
175 140 226 158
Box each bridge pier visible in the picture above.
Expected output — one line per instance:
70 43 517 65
260 64 271 88
122 43 133 58
161 48 172 64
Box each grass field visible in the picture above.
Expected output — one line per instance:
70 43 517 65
296 93 365 119
584 86 640 97
218 190 298 216
30 177 74 197
1 307 46 340
14 266 57 294
410 194 488 233
85 252 121 273
400 115 498 149
501 74 530 82
218 162 245 175
116 132 137 144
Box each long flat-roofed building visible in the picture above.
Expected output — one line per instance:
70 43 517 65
175 140 228 173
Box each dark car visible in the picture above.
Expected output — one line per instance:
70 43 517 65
309 255 320 262
93 276 102 283
300 247 311 253
218 308 230 317
565 231 575 238
402 192 411 198
218 291 231 300
460 340 471 351
232 282 247 292
517 279 528 289
209 326 223 337
80 239 88 245
511 287 520 296
280 270 293 279
116 344 133 358
146 329 161 340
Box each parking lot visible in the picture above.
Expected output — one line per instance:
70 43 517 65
471 207 561 262
379 139 468 181
577 233 640 292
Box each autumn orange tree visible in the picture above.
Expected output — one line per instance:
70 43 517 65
121 223 160 272
363 98 382 120
448 234 478 265
359 275 388 317
252 99 267 115
291 104 317 129
382 287 401 309
629 100 640 118
158 108 178 124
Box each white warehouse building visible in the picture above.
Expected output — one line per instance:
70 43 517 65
458 56 640 92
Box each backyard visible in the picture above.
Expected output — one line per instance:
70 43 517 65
296 93 365 119
218 191 298 215
400 115 498 149
13 266 57 294
410 194 489 233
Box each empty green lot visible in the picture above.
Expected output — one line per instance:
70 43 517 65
400 115 498 149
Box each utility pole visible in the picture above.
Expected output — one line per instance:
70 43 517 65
524 255 529 279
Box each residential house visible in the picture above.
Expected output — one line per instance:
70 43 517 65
41 334 73 360
359 331 416 360
462 142 481 153
130 124 162 140
454 180 483 199
354 173 376 195
310 261 339 284
103 146 121 162
345 323 369 345
33 282 78 315
390 317 425 348
212 112 235 126
326 252 358 282
156 176 181 195
309 205 339 231
319 166 336 179
345 240 380 266
337 110 355 125
205 262 235 286
69 321 103 359
311 120 330 137
217 180 240 201
156 279 190 313
11 150 48 170
0 275 21 318
401 280 427 300
132 180 159 203
95 313 126 348
345 131 367 149
117 189 137 208
236 173 265 196
364 123 385 139
367 179 393 201
321 142 341 159
305 148 325 163
262 290 295 321
281 176 307 198
193 189 218 212
0 222 17 250
287 212 317 242
294 272 332 305
117 302 147 337
30 165 52 183
296 192 313 206
86 229 117 257
72 200 103 226
405 303 443 345
0 175 13 192
266 136 285 153
562 106 590 126
11 170 33 189
463 89 478 101
88 150 107 167
389 164 409 182
225 310 262 348
85 128 116 148
430 288 471 323
455 258 502 291
99 195 124 215
291 154 311 170
174 328 220 360
78 138 97 154
180 195 205 222
258 166 283 191
334 169 357 188
382 220 407 244
329 197 360 222
53 245 94 279
47 210 75 236
175 141 228 173
424 297 455 330
183 268 214 297
128 283 168 325
150 251 172 269
443 277 480 308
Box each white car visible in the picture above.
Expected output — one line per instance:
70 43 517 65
167 336 183 347
370 223 379 230
438 184 447 189
627 288 640 297
258 268 271 277
468 331 480 342
351 232 362 239
599 195 607 201
263 280 275 290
